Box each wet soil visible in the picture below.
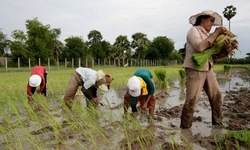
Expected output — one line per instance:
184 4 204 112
0 68 249 150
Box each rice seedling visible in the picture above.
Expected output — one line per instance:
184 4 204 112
223 65 231 74
2 65 245 149
154 69 169 89
178 69 186 84
192 31 238 69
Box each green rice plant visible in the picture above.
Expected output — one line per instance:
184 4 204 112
0 125 9 147
213 130 250 150
178 69 186 83
177 131 194 150
213 135 223 150
154 69 169 89
6 97 24 127
192 33 238 69
226 130 250 149
223 65 231 74
234 140 240 150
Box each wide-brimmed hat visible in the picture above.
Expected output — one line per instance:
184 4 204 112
189 10 223 26
127 76 141 97
96 70 110 91
29 74 42 87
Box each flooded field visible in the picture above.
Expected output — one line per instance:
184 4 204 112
0 68 249 149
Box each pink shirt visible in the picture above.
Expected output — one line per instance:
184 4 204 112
182 26 214 71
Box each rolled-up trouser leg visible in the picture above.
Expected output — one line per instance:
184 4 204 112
180 68 206 129
203 69 223 125
63 71 83 109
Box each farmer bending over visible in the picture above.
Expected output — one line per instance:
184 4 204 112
124 68 156 124
63 67 113 109
27 66 47 104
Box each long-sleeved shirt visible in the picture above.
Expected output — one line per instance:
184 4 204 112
75 67 97 90
182 26 213 71
27 66 46 96
134 68 155 96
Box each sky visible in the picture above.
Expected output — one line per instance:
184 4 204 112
1 0 249 58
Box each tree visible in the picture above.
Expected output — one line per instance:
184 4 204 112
63 36 87 65
131 32 150 65
87 30 107 62
178 43 186 62
0 31 9 56
223 5 237 31
25 18 61 65
87 30 103 43
112 35 131 59
10 30 30 65
246 53 250 58
146 36 175 60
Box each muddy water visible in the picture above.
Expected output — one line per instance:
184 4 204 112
1 69 249 149
95 70 250 149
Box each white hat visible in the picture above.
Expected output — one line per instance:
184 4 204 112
127 76 141 97
189 10 223 26
29 74 42 87
96 70 109 91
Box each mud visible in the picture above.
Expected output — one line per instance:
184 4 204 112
0 68 249 150
98 68 250 150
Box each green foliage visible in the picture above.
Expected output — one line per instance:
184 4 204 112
227 130 250 145
213 130 250 150
192 35 228 69
223 65 231 74
64 36 87 65
178 69 186 83
87 30 111 62
154 69 169 89
0 31 9 56
25 18 61 65
146 36 175 60
223 5 237 31
131 32 150 64
112 35 131 59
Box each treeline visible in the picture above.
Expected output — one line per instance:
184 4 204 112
0 18 183 67
1 18 249 67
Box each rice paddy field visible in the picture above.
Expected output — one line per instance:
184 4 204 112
0 65 249 150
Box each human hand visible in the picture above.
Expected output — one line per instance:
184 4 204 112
142 103 147 109
92 98 99 106
214 26 227 35
223 38 231 52
28 96 33 105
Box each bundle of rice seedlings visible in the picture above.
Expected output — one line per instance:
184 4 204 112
154 69 169 89
192 31 238 69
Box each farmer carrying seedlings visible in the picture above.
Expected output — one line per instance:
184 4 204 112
124 68 156 124
27 66 47 104
63 67 113 109
180 10 234 129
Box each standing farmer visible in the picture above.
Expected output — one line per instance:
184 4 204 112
180 10 232 129
27 66 47 104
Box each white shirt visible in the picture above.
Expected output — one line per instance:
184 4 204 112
76 67 97 89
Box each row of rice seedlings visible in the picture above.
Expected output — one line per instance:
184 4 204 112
213 130 250 150
36 96 63 148
0 66 203 149
62 101 110 148
0 95 45 149
226 130 250 149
